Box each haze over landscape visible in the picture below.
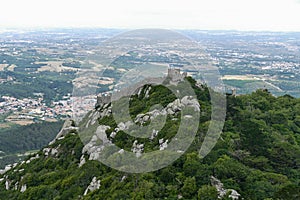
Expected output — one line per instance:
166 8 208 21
0 1 299 199
1 0 300 31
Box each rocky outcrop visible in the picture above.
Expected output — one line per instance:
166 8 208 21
49 119 78 145
0 165 12 175
0 163 18 175
83 177 101 196
124 96 199 129
118 121 134 131
24 154 40 164
79 155 86 167
81 95 200 160
134 113 151 125
43 146 59 157
131 140 144 157
82 125 111 161
211 176 241 199
150 129 159 140
20 184 27 193
229 190 241 200
5 179 10 190
85 105 112 129
159 138 168 150
144 86 151 98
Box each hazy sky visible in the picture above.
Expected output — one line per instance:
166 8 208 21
1 0 300 31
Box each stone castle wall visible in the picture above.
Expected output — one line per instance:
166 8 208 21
167 68 187 82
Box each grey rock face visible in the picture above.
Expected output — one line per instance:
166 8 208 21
118 121 133 131
95 125 111 144
131 140 144 157
5 180 10 190
49 119 78 145
110 131 117 138
211 176 241 199
20 184 27 193
79 155 86 167
159 139 168 150
43 146 59 157
82 125 111 161
84 177 101 196
150 129 158 140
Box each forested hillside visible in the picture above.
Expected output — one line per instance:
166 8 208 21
0 77 299 200
0 121 64 168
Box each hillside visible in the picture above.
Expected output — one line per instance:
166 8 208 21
0 77 299 200
0 121 64 168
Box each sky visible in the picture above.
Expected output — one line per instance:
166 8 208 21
1 0 300 31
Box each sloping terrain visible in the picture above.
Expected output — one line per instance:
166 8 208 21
0 77 299 200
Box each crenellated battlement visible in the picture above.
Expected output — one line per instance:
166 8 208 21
167 68 187 83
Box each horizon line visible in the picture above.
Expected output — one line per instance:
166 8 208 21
1 26 300 33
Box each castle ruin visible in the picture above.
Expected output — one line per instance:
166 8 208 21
96 68 187 108
167 68 187 83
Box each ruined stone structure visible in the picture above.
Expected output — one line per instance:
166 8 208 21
167 68 187 83
95 68 187 108
95 93 111 108
226 88 237 97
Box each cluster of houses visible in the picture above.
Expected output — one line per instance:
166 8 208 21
0 95 72 125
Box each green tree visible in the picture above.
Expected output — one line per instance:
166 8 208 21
181 177 197 199
197 185 218 200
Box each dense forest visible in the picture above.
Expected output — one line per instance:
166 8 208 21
0 77 299 199
0 121 64 168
